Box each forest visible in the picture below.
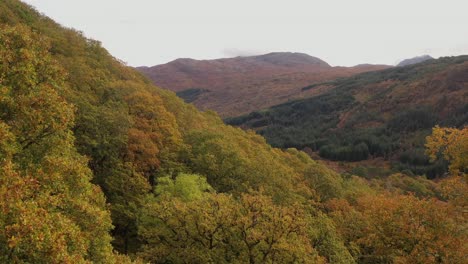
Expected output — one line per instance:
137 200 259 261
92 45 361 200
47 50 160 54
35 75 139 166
227 56 468 178
0 1 467 263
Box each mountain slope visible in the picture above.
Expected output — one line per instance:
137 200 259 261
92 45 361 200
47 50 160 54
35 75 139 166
397 55 434 67
137 53 390 117
0 14 120 264
0 0 349 259
227 56 468 177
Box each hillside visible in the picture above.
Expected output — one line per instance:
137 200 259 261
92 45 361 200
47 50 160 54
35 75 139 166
137 53 390 117
228 56 468 177
0 1 466 263
397 54 434 67
0 0 355 261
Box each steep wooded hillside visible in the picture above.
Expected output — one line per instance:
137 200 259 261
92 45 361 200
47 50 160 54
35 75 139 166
137 53 390 117
0 0 351 260
228 56 468 177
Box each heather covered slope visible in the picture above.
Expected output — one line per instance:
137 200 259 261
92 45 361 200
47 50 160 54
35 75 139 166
228 56 468 177
137 53 390 117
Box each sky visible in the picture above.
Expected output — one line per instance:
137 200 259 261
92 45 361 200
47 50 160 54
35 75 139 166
22 0 468 67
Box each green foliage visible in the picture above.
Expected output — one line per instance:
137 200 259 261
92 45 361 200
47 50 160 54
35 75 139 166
303 162 344 201
308 212 355 264
176 88 210 103
138 193 325 264
181 128 322 203
228 56 468 176
155 173 214 201
319 142 369 162
387 108 437 132
350 165 393 178
227 92 355 150
301 80 335 91
393 158 447 179
0 24 118 263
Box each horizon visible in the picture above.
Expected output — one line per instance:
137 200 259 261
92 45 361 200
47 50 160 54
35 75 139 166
137 51 436 68
22 0 468 67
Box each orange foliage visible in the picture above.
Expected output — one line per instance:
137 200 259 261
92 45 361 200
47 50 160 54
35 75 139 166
327 194 467 263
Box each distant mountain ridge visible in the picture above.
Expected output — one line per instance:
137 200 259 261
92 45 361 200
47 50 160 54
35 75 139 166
397 55 434 67
137 52 390 117
246 52 330 67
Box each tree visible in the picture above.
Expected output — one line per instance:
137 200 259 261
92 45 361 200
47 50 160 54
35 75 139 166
155 173 214 201
327 194 467 263
0 24 122 263
138 191 324 263
425 126 467 175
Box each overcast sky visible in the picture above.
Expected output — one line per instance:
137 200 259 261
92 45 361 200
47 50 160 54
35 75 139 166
23 0 468 67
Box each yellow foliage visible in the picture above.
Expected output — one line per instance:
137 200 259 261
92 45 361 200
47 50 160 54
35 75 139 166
425 126 468 175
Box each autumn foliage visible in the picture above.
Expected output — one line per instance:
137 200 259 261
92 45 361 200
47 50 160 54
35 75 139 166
0 1 466 263
0 24 121 263
426 125 468 175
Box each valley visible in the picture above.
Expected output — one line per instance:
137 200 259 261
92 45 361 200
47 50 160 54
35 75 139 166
227 56 468 177
0 1 466 263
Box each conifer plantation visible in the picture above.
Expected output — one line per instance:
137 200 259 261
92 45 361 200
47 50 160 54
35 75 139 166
0 1 466 263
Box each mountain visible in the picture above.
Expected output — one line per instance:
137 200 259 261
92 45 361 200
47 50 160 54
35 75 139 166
1 1 466 263
227 56 468 177
397 55 434 67
137 53 390 117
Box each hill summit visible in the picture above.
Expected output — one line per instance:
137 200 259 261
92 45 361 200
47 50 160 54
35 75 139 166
247 52 331 67
137 52 389 117
397 54 434 66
